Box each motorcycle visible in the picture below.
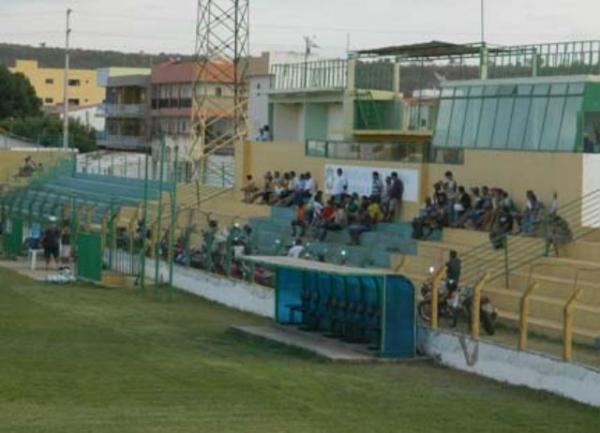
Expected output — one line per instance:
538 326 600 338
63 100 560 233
418 268 498 335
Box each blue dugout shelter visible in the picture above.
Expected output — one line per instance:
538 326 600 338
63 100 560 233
244 256 416 359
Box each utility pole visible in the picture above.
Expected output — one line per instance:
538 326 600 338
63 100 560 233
480 0 485 44
62 8 72 149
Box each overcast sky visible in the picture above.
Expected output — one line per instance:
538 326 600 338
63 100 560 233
1 0 599 57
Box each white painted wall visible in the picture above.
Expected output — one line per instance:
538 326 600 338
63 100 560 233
419 328 600 407
273 103 303 142
147 258 275 318
581 154 600 227
327 103 344 141
249 76 271 139
59 105 106 132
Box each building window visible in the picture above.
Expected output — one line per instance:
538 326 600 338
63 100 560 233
215 87 222 97
68 79 81 87
44 98 54 104
256 83 261 90
45 78 54 85
68 98 80 106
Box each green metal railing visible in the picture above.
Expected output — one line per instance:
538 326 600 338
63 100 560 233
458 189 600 288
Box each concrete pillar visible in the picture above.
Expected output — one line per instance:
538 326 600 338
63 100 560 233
393 63 401 95
342 58 357 139
479 45 489 80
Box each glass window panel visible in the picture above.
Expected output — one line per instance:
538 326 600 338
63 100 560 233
517 84 533 95
454 87 468 97
533 84 550 96
568 83 585 95
524 98 548 149
492 98 514 148
448 99 467 147
507 98 531 149
484 85 499 96
540 97 566 150
557 96 583 151
462 98 483 148
476 98 498 148
470 86 483 97
550 84 568 95
498 85 516 96
441 87 455 98
433 99 453 146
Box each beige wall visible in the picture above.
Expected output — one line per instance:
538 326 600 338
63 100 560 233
237 142 586 220
10 60 105 107
428 150 583 210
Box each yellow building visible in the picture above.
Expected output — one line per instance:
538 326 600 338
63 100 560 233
10 60 105 107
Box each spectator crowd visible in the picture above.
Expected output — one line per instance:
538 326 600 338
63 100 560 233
412 171 570 249
242 168 404 246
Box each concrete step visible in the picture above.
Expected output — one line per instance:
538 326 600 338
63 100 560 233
442 228 490 246
484 286 600 333
510 273 600 305
498 311 599 346
417 240 478 259
561 240 600 262
520 256 600 280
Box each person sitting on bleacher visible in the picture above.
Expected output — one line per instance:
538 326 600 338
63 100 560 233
432 182 449 226
452 186 472 227
287 238 305 259
367 196 384 224
269 172 291 205
474 186 494 230
320 203 348 242
251 172 274 204
348 204 373 246
306 191 324 224
412 197 440 240
241 175 259 203
18 155 38 177
345 193 360 223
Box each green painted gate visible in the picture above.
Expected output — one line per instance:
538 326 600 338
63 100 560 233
77 232 102 283
2 216 23 258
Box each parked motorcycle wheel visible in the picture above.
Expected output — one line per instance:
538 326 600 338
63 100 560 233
418 301 432 322
481 311 496 335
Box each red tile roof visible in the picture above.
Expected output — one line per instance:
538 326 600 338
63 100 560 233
151 61 236 84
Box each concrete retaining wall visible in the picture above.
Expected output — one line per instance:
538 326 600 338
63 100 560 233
418 328 600 407
148 259 275 318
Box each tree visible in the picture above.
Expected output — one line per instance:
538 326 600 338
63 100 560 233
0 66 41 119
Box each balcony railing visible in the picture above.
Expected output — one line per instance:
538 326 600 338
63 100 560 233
104 103 147 117
305 139 464 165
97 133 148 150
271 59 348 91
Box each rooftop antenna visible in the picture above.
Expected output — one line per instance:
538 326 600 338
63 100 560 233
303 35 319 88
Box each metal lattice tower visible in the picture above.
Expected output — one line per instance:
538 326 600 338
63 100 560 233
191 0 249 181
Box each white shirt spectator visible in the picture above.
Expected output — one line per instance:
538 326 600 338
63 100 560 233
288 245 305 259
304 177 315 194
332 173 348 196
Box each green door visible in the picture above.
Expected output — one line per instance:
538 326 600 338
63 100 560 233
77 233 103 283
3 217 23 258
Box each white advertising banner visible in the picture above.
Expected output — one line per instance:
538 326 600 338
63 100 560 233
324 164 420 203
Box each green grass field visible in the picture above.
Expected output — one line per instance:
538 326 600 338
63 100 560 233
0 268 597 433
